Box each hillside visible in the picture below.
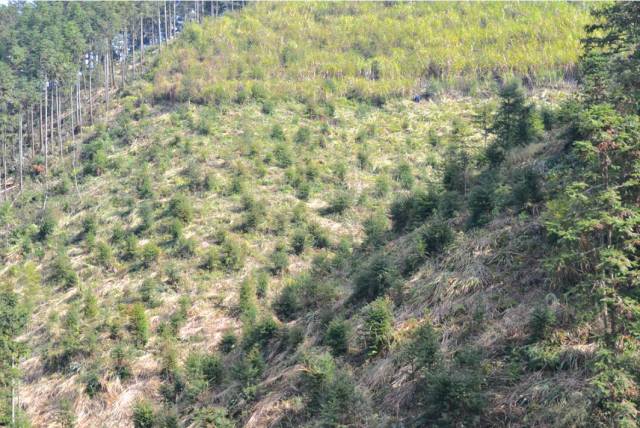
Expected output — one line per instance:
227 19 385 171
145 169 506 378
1 2 639 428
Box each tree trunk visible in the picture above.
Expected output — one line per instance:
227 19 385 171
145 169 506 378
164 1 169 43
19 112 23 191
30 107 35 158
44 80 48 174
39 99 43 155
140 15 144 62
56 83 62 160
89 60 94 125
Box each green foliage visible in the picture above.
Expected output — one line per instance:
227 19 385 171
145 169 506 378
301 352 367 425
132 400 155 428
217 237 247 272
141 242 160 268
390 189 438 232
362 297 393 357
168 194 194 224
324 190 352 215
130 303 150 347
324 319 350 356
234 345 265 386
362 211 389 248
50 253 78 289
38 209 57 241
270 241 289 274
404 321 441 372
220 330 237 354
352 254 400 302
394 161 414 190
529 305 556 341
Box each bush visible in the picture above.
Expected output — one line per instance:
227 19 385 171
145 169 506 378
352 254 400 302
390 189 438 232
301 352 367 425
175 236 196 259
168 194 194 223
404 321 441 372
38 209 57 241
324 318 350 355
511 167 544 212
529 305 556 341
95 241 113 268
130 303 150 347
362 297 393 357
138 202 154 232
394 161 415 189
233 345 265 386
122 234 139 261
290 228 309 255
139 278 159 307
324 190 352 215
274 142 294 167
308 222 331 248
132 399 155 428
83 369 102 398
82 214 98 241
270 124 286 141
273 281 301 321
220 330 237 353
255 270 269 298
218 237 247 272
50 253 78 289
240 195 267 232
239 278 257 322
294 126 311 145
111 344 132 380
363 211 389 248
468 182 495 227
270 241 289 274
419 219 455 255
141 242 160 267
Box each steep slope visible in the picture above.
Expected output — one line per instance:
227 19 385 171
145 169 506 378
5 2 633 428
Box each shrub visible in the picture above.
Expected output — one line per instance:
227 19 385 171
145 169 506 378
218 237 247 272
363 211 389 248
175 236 197 258
138 202 154 232
301 352 366 425
132 399 155 428
362 297 393 357
141 243 160 267
529 305 556 341
404 321 441 372
220 330 237 353
270 241 289 274
419 219 454 255
352 254 400 302
324 318 350 355
274 142 294 167
168 194 194 223
468 182 496 227
374 174 391 197
418 364 486 426
290 228 309 255
139 278 159 307
255 270 269 298
294 126 311 145
239 278 257 322
137 173 153 199
122 234 140 261
38 209 57 241
130 303 150 347
390 189 438 232
325 190 352 215
83 368 102 398
273 281 301 321
240 195 267 232
511 167 544 212
50 253 78 289
307 222 331 248
82 214 98 241
233 345 265 386
95 241 113 268
270 124 286 141
111 344 132 380
201 248 217 272
394 161 415 189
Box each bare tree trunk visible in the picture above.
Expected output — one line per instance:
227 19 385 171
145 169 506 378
164 1 169 43
30 107 35 158
140 15 144 62
56 83 62 160
72 83 80 196
44 80 48 174
89 60 94 125
2 125 7 198
105 48 110 121
157 2 162 47
174 0 177 36
39 99 43 155
19 112 23 191
121 30 127 87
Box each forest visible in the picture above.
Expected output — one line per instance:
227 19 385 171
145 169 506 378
0 1 639 427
